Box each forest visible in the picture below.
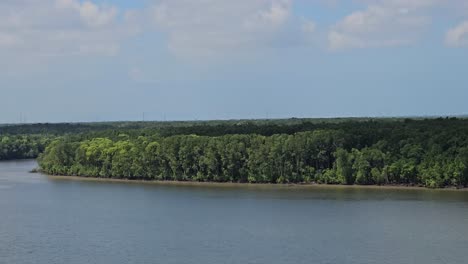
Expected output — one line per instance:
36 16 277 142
0 135 51 160
26 117 468 188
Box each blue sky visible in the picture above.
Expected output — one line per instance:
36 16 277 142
1 0 468 123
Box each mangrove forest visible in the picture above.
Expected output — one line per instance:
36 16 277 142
6 117 463 188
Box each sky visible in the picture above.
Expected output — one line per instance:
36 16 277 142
1 0 468 123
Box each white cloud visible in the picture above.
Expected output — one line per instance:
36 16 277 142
2 0 465 68
244 0 291 31
149 0 292 58
56 0 118 28
446 21 468 47
301 19 317 34
0 0 136 59
328 0 437 50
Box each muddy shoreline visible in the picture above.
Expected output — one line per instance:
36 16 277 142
44 174 468 191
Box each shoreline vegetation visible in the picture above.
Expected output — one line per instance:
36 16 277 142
2 117 468 189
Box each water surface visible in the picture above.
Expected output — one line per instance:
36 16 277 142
1 160 468 264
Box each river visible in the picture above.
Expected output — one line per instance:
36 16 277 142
1 160 468 264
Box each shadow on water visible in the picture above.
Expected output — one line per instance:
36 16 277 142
46 175 468 203
2 159 467 203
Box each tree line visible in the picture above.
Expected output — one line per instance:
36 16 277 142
0 135 51 160
37 118 468 188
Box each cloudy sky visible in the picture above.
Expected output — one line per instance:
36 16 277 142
1 0 468 123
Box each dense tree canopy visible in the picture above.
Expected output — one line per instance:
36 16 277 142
35 118 468 188
0 135 51 160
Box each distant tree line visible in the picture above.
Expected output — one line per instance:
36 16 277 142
0 117 410 137
37 118 468 188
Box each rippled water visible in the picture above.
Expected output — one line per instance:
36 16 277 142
1 160 468 264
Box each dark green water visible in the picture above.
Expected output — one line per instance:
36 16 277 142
1 160 468 264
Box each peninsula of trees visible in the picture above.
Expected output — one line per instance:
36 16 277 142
12 117 465 189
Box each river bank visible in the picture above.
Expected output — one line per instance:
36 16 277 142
45 174 468 191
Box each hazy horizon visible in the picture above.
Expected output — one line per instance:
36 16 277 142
2 114 468 126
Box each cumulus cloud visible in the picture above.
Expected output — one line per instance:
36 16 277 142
0 0 136 58
244 1 291 31
446 21 468 47
149 0 292 58
1 0 310 67
328 0 437 50
2 0 466 67
56 0 118 28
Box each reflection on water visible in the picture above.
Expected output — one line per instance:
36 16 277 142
1 160 468 264
0 160 44 184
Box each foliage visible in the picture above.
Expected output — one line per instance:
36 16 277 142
35 117 468 188
0 135 51 160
